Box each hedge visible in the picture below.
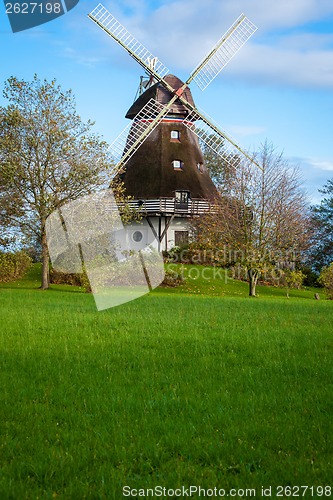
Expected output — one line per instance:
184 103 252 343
0 251 32 282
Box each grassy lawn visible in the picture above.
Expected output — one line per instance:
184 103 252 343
0 265 332 499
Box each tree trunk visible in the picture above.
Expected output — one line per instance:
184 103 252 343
41 227 50 290
248 268 259 297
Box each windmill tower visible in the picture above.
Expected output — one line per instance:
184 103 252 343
118 74 220 250
89 4 259 251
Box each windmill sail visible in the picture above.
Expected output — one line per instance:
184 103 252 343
183 107 259 169
88 4 169 80
89 3 261 171
189 14 257 91
110 98 169 168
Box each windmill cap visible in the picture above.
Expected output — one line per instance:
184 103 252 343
126 74 196 120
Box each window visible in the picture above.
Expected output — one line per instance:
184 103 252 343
171 130 180 140
175 231 189 246
175 190 190 209
172 160 183 170
197 162 204 173
132 230 143 242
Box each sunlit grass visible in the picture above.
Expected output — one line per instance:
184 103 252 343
0 265 332 498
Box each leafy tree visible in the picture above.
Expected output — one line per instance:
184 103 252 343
318 262 333 299
192 141 311 296
0 75 112 289
0 235 14 251
309 179 333 272
284 270 306 290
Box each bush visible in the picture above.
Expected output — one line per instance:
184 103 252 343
318 263 333 299
0 251 32 282
49 268 82 286
284 270 306 290
164 245 218 265
300 266 320 287
163 246 187 263
50 268 91 292
161 269 185 287
0 253 15 281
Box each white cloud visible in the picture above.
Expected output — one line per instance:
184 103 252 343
149 0 333 31
306 159 333 171
225 124 266 138
289 156 333 202
61 46 103 68
233 0 333 30
106 0 333 89
225 42 333 89
74 0 333 91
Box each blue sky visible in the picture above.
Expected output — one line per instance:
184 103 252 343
1 0 333 203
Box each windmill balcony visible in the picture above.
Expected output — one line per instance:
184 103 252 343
125 197 214 216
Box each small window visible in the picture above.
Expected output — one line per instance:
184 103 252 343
132 230 143 242
197 162 203 173
171 130 180 140
172 160 183 170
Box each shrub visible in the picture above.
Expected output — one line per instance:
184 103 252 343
284 270 306 290
0 251 32 282
49 268 82 286
50 268 91 292
164 245 217 265
299 266 320 287
161 269 185 287
318 263 333 299
0 253 15 281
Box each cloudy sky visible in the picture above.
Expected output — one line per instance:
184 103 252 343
1 0 333 202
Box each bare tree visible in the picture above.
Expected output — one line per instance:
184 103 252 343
193 141 311 296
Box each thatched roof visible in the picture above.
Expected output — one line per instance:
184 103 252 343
120 121 219 200
126 75 195 119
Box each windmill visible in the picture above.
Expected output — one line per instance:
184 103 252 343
88 3 259 251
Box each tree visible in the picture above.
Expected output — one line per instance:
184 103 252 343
0 153 20 250
318 263 333 299
309 179 333 272
192 141 311 296
0 75 112 289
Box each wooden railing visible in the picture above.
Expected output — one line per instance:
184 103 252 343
126 197 213 215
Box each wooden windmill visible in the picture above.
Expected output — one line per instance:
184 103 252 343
88 3 258 251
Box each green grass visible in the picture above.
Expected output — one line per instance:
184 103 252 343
0 265 332 499
160 263 324 300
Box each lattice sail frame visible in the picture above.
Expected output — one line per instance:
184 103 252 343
109 98 169 168
189 14 257 91
89 3 260 170
184 107 254 168
89 3 169 79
